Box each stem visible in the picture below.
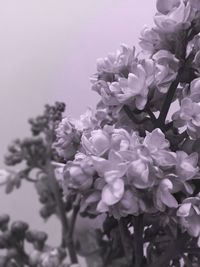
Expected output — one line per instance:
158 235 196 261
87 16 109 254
66 196 80 264
47 161 69 234
26 177 37 183
133 215 144 267
118 219 132 262
46 161 79 264
182 254 193 267
14 241 29 267
145 107 157 125
45 129 78 264
157 77 179 130
123 106 148 125
163 121 174 132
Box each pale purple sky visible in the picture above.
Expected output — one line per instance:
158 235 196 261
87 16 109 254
0 0 156 246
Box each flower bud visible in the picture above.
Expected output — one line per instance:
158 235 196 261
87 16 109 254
0 231 13 249
11 221 29 240
26 230 48 244
6 248 18 259
29 250 41 266
0 214 10 231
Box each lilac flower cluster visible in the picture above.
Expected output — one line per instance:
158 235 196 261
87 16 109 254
62 127 199 220
52 0 200 260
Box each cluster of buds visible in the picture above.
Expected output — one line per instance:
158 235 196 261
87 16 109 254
29 102 66 136
0 215 71 267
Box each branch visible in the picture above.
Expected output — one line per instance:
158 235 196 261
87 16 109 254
145 108 157 124
182 254 193 267
118 218 132 262
123 105 148 125
163 121 174 132
45 129 78 264
156 77 179 130
46 161 69 236
66 195 80 264
133 215 144 267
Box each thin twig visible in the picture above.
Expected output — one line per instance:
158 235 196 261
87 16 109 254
26 177 37 183
45 129 78 264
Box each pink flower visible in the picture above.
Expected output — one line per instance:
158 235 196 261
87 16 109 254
173 97 200 138
101 178 124 206
40 248 65 267
92 150 128 178
144 128 170 152
73 108 97 132
109 63 149 110
143 128 176 167
0 169 10 185
96 44 136 74
162 150 199 195
108 188 145 219
189 0 200 10
81 127 111 156
189 78 200 102
92 150 129 209
177 195 200 240
155 0 191 33
63 156 95 192
175 150 199 181
54 118 81 160
126 158 154 189
111 129 140 151
116 189 141 216
154 179 178 211
152 50 179 93
93 80 121 106
139 26 162 54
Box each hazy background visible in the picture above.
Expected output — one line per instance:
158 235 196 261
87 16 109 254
0 0 156 247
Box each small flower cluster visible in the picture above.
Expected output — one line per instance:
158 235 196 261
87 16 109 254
29 247 68 267
0 215 70 267
177 194 200 245
173 77 200 138
92 44 179 114
62 126 200 219
140 0 200 56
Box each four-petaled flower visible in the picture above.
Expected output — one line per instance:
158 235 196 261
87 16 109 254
153 50 179 93
155 0 191 33
177 195 200 244
109 63 150 110
173 97 200 138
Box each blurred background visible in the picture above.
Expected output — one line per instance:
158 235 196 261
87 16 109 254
0 0 156 246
